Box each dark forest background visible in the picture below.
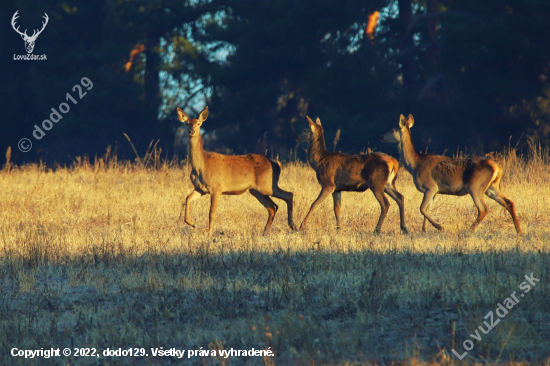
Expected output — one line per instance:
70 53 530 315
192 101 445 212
1 0 549 165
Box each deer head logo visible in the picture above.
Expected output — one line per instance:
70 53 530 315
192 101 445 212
11 11 49 54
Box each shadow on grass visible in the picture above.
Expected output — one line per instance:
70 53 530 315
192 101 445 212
1 244 549 365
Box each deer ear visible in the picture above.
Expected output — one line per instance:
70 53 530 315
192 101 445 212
407 114 414 128
399 114 407 128
315 118 322 126
197 106 209 125
306 116 317 130
177 108 189 124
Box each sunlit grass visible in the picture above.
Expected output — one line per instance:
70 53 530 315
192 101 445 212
0 150 549 365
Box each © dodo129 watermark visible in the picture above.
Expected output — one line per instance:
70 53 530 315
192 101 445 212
18 77 93 152
451 272 540 360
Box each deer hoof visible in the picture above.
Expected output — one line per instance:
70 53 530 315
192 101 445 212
401 227 409 234
185 220 196 228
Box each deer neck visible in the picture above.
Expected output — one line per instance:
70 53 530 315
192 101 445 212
188 134 206 171
398 129 420 173
307 132 329 170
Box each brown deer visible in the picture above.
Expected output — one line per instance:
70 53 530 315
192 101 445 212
296 116 408 233
177 106 296 234
380 114 522 234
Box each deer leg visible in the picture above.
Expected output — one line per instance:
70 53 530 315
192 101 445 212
332 191 342 229
421 194 436 232
184 189 204 228
371 187 390 234
271 186 296 230
300 186 335 230
420 190 442 231
486 186 522 234
208 191 222 234
385 184 408 233
250 189 278 235
468 188 488 231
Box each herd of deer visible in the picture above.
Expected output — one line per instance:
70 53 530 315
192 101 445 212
177 107 522 235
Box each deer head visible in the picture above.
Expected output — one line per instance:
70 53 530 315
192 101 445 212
380 114 414 143
12 11 49 54
295 116 323 143
177 106 209 138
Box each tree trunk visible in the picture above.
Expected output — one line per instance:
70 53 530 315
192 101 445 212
140 37 161 148
426 0 440 66
398 0 416 92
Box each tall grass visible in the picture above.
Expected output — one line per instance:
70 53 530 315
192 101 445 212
0 146 549 365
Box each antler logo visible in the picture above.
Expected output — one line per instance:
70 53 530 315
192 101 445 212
11 11 49 54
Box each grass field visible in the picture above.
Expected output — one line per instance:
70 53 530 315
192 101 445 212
0 148 549 365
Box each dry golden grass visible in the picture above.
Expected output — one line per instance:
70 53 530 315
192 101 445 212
0 150 549 365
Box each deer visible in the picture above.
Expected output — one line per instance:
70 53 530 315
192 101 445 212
11 11 49 54
295 116 408 234
177 106 296 234
380 114 522 234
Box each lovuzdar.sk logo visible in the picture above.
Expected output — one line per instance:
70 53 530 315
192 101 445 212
12 10 48 61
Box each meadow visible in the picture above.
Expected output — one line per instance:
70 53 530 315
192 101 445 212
0 146 549 365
